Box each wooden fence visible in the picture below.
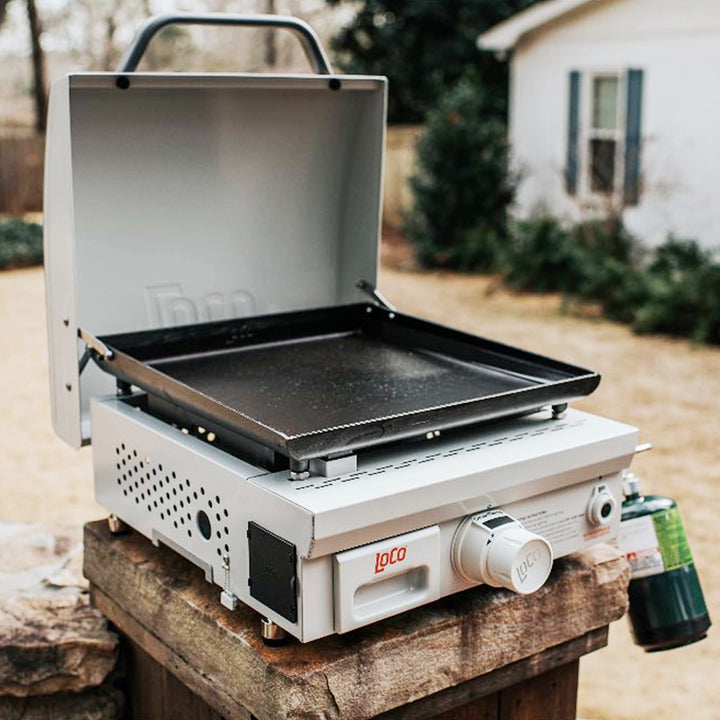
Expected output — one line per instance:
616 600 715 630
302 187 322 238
0 132 44 214
383 124 423 229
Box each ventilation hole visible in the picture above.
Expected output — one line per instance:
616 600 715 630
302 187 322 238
133 449 137 457
135 497 139 504
158 464 163 472
152 484 157 492
147 504 151 511
180 517 185 525
122 459 126 466
200 487 205 495
173 505 177 512
121 443 126 450
154 501 158 508
193 491 198 500
223 509 229 518
187 530 192 538
216 530 221 539
160 512 164 519
172 471 176 479
123 489 127 496
115 448 120 455
173 488 177 496
116 463 121 470
187 512 191 521
224 543 229 553
140 492 145 500
185 479 190 488
173 520 178 528
216 548 221 556
215 495 220 504
116 478 121 485
215 513 221 522
165 491 170 499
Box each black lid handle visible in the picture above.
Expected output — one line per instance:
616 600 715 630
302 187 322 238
117 13 333 74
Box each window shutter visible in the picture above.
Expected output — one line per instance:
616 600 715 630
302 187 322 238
624 68 644 206
566 70 581 195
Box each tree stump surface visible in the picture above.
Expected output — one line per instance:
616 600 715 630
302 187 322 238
0 522 122 719
84 520 629 720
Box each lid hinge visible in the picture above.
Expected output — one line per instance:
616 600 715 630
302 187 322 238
78 328 114 375
356 279 396 312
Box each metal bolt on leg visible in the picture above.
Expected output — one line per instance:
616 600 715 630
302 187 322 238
289 459 310 481
107 514 129 534
261 618 288 646
551 403 568 419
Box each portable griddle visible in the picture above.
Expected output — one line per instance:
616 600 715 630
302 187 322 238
44 14 640 642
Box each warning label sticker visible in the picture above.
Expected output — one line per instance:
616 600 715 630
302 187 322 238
618 515 664 579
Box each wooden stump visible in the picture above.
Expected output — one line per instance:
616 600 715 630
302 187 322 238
84 520 629 720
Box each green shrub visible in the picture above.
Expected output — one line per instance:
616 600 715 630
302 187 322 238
0 218 43 270
632 239 720 344
405 74 515 271
569 218 647 323
503 216 645 320
503 216 584 293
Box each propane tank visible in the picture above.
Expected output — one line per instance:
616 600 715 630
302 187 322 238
619 472 711 651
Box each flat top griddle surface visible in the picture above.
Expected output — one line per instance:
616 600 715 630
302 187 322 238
149 332 538 437
97 303 600 459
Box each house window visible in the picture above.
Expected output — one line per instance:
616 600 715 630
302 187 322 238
588 75 622 195
566 68 643 204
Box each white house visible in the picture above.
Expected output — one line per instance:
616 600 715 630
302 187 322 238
479 0 720 250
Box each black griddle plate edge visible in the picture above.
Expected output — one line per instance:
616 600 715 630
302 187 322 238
93 303 601 461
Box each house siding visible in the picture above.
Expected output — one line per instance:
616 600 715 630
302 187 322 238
509 0 720 249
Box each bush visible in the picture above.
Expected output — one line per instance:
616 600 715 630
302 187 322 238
405 74 515 271
0 218 43 270
503 216 645 321
503 216 585 293
633 238 720 344
503 218 720 344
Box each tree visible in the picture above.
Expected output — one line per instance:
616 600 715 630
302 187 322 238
405 74 515 270
25 0 47 133
327 0 539 123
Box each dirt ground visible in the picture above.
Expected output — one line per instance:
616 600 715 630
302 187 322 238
0 264 718 720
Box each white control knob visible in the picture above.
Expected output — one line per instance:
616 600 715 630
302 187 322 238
586 485 617 526
452 511 553 595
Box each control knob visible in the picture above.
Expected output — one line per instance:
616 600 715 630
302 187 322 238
451 510 553 594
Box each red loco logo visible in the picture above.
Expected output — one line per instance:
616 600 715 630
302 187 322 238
374 545 407 574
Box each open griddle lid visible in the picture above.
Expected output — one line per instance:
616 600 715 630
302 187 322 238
43 14 387 446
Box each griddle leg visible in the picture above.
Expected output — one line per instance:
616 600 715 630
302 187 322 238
261 618 288 646
107 514 129 534
289 459 310 481
552 403 568 419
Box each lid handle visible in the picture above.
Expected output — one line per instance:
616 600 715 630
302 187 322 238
117 13 333 74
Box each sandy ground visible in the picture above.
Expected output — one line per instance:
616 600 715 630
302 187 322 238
1 264 718 720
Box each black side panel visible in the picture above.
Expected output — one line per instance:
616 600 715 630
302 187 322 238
247 522 297 623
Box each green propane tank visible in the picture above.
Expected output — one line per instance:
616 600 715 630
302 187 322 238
619 472 711 652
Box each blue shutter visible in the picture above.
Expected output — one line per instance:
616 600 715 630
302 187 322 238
566 70 581 195
624 68 644 206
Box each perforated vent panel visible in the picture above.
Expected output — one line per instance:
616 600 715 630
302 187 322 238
114 443 231 558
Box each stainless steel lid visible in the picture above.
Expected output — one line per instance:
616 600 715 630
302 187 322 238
43 14 387 446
